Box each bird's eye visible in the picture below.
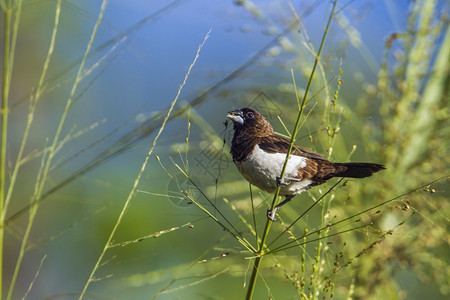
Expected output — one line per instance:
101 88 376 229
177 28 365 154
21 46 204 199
246 112 254 119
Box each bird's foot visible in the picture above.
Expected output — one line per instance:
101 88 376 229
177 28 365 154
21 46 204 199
267 195 295 221
276 176 301 187
267 207 279 222
276 176 289 187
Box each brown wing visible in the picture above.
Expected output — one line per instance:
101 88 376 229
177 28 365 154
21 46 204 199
259 134 348 186
301 159 347 186
258 134 384 188
258 134 328 161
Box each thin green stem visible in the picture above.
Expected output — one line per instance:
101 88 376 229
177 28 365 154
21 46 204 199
268 223 369 255
0 0 13 296
249 184 258 246
6 1 105 299
245 2 338 299
78 29 210 299
1 0 61 224
176 170 256 253
1 0 23 297
5 0 61 295
266 176 448 255
267 179 343 249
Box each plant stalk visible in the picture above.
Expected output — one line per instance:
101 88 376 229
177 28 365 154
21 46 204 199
6 0 101 298
245 1 338 298
1 1 13 298
78 29 210 299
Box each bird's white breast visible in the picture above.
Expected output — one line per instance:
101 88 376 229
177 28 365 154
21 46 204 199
235 145 312 195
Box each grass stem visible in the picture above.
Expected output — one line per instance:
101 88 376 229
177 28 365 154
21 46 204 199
2 0 24 297
6 1 105 298
78 29 210 299
245 2 338 298
0 0 13 296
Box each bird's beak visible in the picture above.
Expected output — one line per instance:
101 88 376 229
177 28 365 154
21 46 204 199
227 109 244 125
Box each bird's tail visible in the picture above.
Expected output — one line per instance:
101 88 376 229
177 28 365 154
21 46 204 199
333 162 385 178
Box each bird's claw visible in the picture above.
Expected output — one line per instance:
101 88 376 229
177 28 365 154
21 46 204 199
276 176 289 187
276 176 300 187
267 208 279 222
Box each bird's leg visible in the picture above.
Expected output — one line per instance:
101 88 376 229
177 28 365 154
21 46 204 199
276 176 301 187
267 195 295 221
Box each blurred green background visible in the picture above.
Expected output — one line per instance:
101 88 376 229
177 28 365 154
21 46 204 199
1 0 449 299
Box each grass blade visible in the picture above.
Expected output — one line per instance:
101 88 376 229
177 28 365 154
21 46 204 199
245 2 339 298
78 29 211 299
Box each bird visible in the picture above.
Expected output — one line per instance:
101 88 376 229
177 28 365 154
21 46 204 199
227 107 385 221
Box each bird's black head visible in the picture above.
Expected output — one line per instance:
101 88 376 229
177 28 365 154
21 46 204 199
227 107 273 137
